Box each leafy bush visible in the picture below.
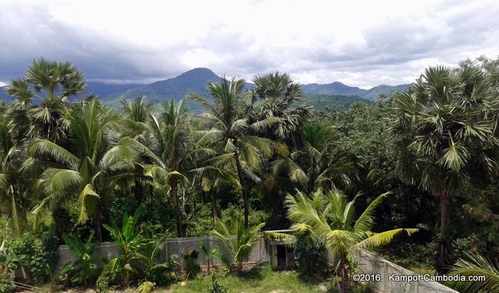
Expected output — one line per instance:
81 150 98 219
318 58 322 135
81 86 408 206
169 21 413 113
208 270 228 293
0 239 22 293
293 231 329 277
146 254 181 286
0 273 16 293
10 231 59 284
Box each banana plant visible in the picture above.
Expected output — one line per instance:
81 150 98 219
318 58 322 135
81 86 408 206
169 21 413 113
99 206 154 287
200 241 230 273
59 232 106 287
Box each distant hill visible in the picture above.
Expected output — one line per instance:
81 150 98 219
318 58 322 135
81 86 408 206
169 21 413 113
0 68 410 110
103 68 222 105
303 94 372 110
301 82 410 101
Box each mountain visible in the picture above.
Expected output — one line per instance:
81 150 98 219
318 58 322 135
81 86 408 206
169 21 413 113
103 67 222 104
301 82 410 101
0 68 411 109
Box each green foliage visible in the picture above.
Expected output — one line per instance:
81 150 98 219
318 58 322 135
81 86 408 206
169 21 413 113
98 206 154 287
303 94 372 110
146 254 181 286
209 210 265 274
0 273 16 293
208 270 228 293
10 231 59 285
0 239 22 293
293 231 329 277
286 189 417 292
448 250 499 293
59 232 106 287
199 241 230 273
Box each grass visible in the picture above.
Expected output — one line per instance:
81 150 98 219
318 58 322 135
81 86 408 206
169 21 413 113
167 264 330 293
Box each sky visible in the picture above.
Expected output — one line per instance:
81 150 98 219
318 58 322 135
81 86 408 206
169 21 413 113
1 0 498 89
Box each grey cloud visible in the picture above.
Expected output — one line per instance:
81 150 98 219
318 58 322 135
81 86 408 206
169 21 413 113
0 3 185 84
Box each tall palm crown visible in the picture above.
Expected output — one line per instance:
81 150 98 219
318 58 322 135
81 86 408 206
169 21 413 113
390 65 499 273
251 72 311 144
5 58 86 144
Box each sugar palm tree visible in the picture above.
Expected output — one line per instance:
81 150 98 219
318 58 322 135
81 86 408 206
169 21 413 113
189 77 273 228
286 189 417 293
390 65 499 273
251 71 311 144
5 58 86 144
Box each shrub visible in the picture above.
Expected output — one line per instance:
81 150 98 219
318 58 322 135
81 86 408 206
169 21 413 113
293 231 329 277
10 231 59 285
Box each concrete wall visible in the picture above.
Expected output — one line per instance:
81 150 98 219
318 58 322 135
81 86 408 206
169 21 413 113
57 235 269 270
353 249 459 293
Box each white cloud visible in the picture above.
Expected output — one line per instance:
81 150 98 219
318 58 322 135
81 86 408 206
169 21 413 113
0 0 498 88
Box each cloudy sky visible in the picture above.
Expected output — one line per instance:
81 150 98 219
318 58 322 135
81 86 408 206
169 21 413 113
1 0 498 88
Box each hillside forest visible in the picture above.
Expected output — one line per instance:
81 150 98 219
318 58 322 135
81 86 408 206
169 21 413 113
1 56 499 292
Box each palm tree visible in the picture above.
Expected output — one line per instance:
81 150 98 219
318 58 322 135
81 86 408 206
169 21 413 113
142 99 214 237
29 100 137 240
286 189 417 293
0 102 30 237
251 71 312 144
390 65 499 273
120 97 156 205
5 58 86 144
189 77 273 228
447 251 499 292
209 210 265 274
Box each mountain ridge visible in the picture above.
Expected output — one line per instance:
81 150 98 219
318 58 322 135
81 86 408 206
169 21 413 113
0 67 410 105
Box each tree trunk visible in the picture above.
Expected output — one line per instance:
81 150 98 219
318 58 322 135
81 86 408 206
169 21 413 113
134 179 143 205
271 192 280 229
435 194 452 274
170 177 183 237
10 186 29 238
337 256 351 293
211 191 218 222
233 143 249 229
94 203 103 242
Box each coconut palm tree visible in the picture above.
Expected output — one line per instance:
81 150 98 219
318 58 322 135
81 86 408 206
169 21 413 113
120 97 156 205
390 65 499 273
209 210 265 274
0 102 30 237
143 99 197 237
286 189 417 293
29 100 139 240
189 77 274 228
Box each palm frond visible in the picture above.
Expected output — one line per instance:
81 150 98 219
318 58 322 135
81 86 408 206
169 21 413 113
355 228 418 250
448 251 499 293
28 139 78 167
